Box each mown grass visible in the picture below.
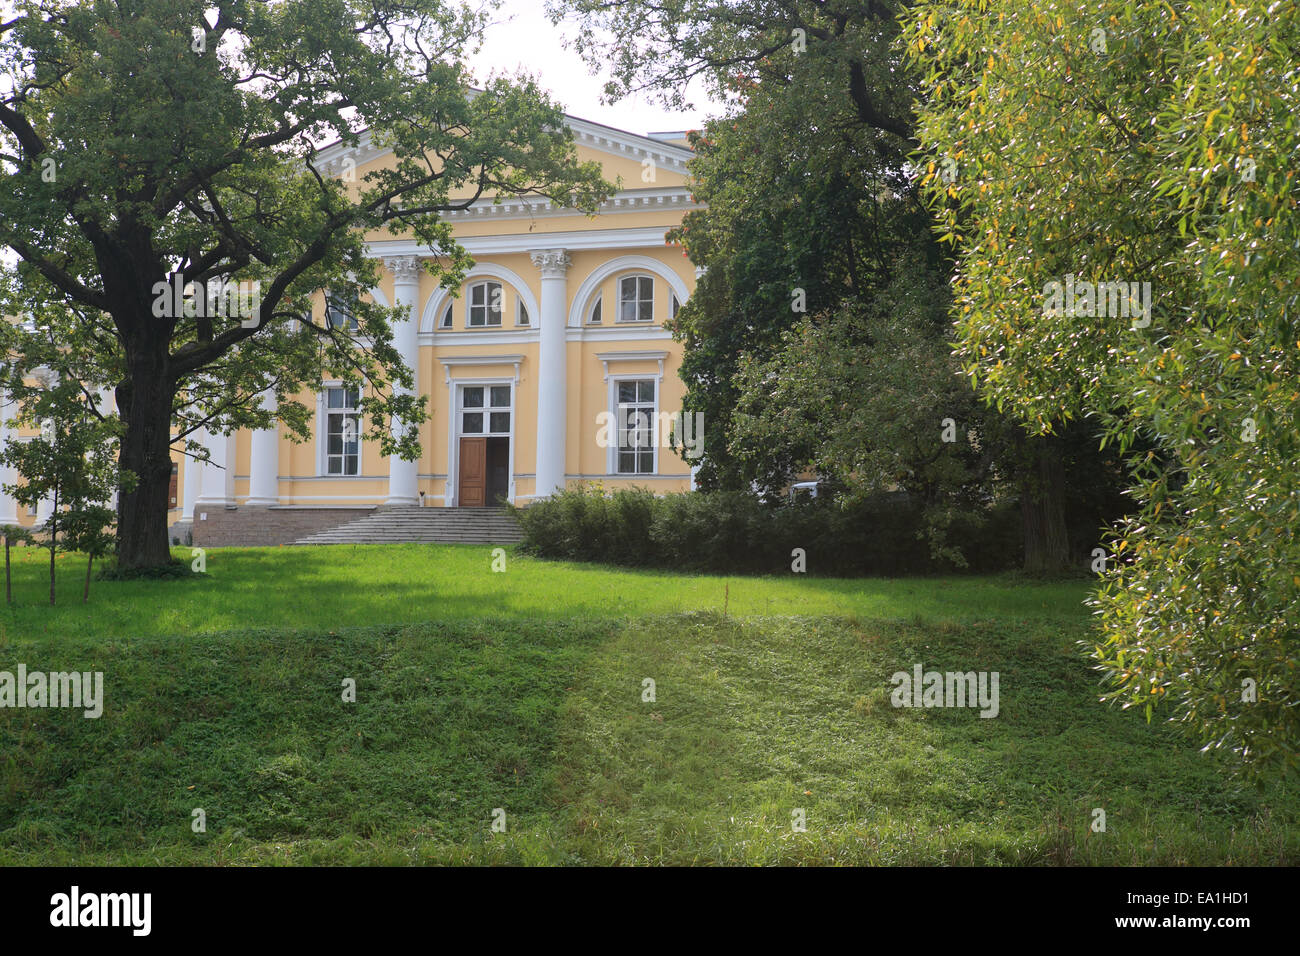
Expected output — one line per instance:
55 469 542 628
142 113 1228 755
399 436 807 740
0 543 1086 644
0 546 1293 864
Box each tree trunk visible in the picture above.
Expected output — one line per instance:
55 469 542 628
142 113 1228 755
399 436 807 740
84 553 93 603
1021 433 1071 574
115 357 177 571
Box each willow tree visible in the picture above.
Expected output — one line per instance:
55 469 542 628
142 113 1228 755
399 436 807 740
908 0 1299 776
0 0 607 569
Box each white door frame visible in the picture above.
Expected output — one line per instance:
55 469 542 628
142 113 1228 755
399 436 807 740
447 377 516 507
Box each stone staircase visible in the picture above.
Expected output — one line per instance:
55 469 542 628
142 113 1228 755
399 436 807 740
293 506 524 546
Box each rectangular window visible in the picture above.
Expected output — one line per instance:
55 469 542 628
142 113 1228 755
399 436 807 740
616 378 656 474
325 386 361 475
325 292 360 330
460 384 511 435
468 282 503 327
618 276 654 323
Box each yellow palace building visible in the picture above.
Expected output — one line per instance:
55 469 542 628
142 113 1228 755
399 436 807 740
0 112 701 545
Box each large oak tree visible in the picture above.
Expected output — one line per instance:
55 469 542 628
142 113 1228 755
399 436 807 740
1 0 607 569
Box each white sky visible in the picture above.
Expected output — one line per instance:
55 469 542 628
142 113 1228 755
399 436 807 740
465 0 718 135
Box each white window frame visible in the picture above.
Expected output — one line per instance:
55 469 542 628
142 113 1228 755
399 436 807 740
515 298 530 327
324 290 360 331
457 382 513 438
439 301 454 329
317 383 362 477
610 377 659 476
588 295 603 324
617 274 655 323
467 280 503 328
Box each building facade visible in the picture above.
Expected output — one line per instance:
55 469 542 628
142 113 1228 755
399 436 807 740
0 114 700 541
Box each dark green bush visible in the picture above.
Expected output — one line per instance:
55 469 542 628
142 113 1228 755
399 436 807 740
511 486 1021 576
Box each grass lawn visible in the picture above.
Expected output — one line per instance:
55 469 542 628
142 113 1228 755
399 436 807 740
0 544 1294 864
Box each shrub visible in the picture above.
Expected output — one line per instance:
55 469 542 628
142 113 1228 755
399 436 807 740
514 486 1021 576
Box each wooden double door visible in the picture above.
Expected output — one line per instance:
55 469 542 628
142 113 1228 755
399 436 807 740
458 436 510 507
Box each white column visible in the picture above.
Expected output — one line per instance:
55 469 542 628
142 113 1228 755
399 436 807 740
194 427 233 509
384 254 422 506
530 249 571 498
96 387 119 511
245 390 280 506
0 390 19 525
177 444 200 526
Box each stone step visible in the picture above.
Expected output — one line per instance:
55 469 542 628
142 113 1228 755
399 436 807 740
293 507 524 545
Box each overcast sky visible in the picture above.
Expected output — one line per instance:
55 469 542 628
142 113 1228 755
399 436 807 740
465 0 718 135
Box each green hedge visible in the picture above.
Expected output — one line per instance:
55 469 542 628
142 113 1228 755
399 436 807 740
510 486 1023 576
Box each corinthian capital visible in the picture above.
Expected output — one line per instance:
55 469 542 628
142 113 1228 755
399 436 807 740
383 255 422 284
529 249 571 279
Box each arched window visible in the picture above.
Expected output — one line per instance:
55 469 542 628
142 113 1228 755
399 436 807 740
618 275 654 322
468 281 503 327
588 296 603 324
439 301 453 329
516 300 530 326
671 293 681 319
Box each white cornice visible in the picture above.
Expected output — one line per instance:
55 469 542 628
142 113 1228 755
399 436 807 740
438 353 526 385
596 349 669 381
442 186 699 223
366 225 679 258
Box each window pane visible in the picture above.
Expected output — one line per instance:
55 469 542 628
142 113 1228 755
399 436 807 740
344 455 358 476
327 388 345 408
517 304 528 325
346 388 360 407
618 382 636 403
462 412 483 433
489 386 510 408
590 299 601 323
638 380 655 403
471 284 484 305
440 304 452 328
463 387 484 408
638 300 653 322
328 433 342 455
618 452 634 474
489 412 510 433
638 451 654 473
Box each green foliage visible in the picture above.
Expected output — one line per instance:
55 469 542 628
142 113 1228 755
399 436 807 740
907 0 1300 777
0 369 123 603
511 485 1023 575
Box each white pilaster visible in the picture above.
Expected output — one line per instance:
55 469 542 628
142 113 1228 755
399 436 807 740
384 254 422 506
245 390 280 506
177 443 201 526
194 427 233 508
0 390 19 525
530 248 571 498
